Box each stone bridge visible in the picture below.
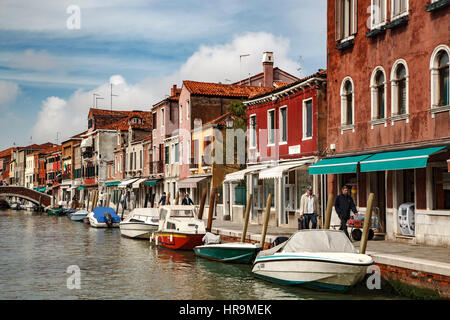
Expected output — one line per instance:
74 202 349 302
0 186 52 207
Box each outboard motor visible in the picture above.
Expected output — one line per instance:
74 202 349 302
104 212 113 228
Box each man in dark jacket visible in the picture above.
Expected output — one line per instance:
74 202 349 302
334 185 359 239
182 193 194 205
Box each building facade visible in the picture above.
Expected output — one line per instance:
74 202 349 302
314 0 450 246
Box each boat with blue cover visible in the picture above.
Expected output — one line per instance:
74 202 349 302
88 207 121 228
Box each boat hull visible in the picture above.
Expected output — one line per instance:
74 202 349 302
71 213 88 221
47 208 66 216
252 254 372 292
155 232 205 250
120 222 158 239
194 243 260 264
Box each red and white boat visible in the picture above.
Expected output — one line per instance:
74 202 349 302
152 205 206 250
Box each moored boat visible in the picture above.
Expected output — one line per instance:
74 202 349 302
153 205 206 250
47 207 67 216
88 207 121 228
194 241 261 264
120 208 159 239
70 209 89 222
252 229 373 292
0 199 10 210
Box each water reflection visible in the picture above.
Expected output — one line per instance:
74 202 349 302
0 209 401 300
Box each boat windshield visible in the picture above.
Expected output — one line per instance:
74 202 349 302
170 209 194 218
282 230 357 253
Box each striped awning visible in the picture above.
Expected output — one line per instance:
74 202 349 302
224 164 269 183
259 160 313 180
178 176 210 188
132 178 147 189
119 178 139 188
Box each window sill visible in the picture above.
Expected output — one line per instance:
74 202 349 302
385 15 409 30
366 26 386 38
336 38 354 51
339 124 355 134
279 141 287 145
302 136 313 141
369 118 388 129
430 105 450 118
426 0 449 12
390 113 410 125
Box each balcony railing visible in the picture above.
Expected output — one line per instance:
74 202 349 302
150 161 164 174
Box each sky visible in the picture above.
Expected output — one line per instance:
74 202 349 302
0 0 327 150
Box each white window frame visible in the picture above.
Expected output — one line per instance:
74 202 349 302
120 154 123 173
391 0 409 21
340 76 355 129
302 98 314 140
267 109 275 146
249 114 257 149
335 0 358 41
390 59 409 118
279 106 288 144
370 0 387 29
430 45 450 111
179 104 183 124
370 66 388 121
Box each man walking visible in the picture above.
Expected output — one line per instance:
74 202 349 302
299 185 319 229
334 185 358 239
158 192 167 206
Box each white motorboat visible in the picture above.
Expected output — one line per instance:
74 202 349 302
70 209 89 222
120 208 159 239
152 205 206 250
88 207 121 228
252 229 373 292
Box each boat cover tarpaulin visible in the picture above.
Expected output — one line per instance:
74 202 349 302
283 230 357 254
93 207 121 223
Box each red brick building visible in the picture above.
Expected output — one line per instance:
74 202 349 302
310 0 449 246
226 70 327 228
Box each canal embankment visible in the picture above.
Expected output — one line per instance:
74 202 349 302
208 219 450 299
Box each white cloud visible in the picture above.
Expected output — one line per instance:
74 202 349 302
31 32 299 143
0 80 19 105
8 49 60 72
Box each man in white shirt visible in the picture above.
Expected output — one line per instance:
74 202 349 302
299 185 319 229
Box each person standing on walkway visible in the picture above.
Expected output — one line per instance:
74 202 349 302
130 191 136 210
158 192 167 206
334 185 358 238
182 193 194 205
299 185 319 229
120 190 127 220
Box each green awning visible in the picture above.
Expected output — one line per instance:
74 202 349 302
34 187 46 192
360 146 446 172
77 187 84 191
145 179 161 186
105 181 120 186
309 154 373 175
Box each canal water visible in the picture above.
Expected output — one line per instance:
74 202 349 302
0 209 403 300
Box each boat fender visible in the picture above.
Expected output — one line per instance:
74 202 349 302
104 212 113 228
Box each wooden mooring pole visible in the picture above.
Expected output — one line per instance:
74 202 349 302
206 188 216 232
324 194 334 229
198 189 207 220
260 193 272 248
360 193 375 254
240 194 252 243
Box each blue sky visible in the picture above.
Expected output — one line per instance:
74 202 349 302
0 0 326 150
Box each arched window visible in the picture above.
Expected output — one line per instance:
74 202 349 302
370 67 387 120
340 77 354 126
430 45 450 108
391 60 409 116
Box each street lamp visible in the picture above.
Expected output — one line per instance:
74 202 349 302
225 116 234 129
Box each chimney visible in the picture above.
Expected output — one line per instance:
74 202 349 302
171 84 177 97
262 52 274 88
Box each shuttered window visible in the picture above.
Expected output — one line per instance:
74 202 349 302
335 0 357 41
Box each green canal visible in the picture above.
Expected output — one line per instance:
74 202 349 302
0 209 404 300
